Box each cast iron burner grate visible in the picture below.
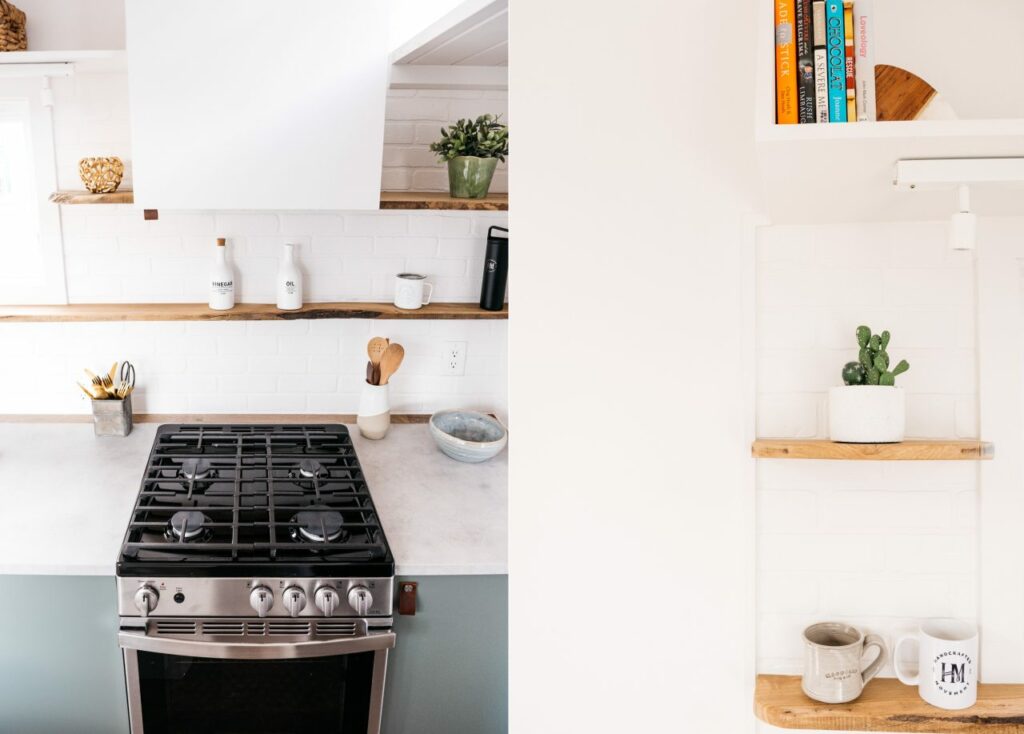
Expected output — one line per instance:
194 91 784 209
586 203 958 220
116 424 393 578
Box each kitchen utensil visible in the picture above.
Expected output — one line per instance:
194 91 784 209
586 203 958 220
378 343 404 385
367 336 389 367
802 622 887 704
895 619 978 710
429 410 508 463
77 382 99 399
394 273 433 310
119 361 136 391
372 364 381 386
366 360 375 385
479 225 509 311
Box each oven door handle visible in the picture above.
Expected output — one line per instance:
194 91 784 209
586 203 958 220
119 630 396 660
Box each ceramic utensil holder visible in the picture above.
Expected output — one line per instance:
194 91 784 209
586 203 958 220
357 383 390 440
92 395 133 437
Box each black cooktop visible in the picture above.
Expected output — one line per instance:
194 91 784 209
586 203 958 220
116 424 394 578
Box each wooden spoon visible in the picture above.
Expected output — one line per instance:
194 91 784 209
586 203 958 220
366 360 375 385
378 343 405 385
367 337 389 367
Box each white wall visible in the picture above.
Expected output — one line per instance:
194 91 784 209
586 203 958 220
0 70 509 416
510 0 758 732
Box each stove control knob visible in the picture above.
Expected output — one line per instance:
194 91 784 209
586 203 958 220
315 586 339 617
134 586 159 617
249 586 274 618
348 586 373 616
282 586 307 617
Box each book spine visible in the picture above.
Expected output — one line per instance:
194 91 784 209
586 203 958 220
843 2 856 121
775 0 798 124
812 1 829 122
854 0 876 120
795 0 815 122
824 0 847 122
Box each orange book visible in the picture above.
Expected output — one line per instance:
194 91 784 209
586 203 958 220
775 0 798 124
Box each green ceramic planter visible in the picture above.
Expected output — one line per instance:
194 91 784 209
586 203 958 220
447 156 498 199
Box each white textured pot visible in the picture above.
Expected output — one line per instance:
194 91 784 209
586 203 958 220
829 386 905 443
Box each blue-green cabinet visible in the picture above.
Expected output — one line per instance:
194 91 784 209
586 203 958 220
0 575 507 733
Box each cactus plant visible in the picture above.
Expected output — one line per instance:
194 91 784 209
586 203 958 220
842 325 909 386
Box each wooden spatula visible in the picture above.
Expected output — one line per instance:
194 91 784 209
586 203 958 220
367 337 389 367
378 343 405 385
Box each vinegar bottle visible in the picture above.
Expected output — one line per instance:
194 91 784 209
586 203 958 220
209 237 235 311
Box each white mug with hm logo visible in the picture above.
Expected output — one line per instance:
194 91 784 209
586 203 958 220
895 619 978 709
394 273 433 310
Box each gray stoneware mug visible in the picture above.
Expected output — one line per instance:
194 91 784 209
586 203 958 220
802 622 888 704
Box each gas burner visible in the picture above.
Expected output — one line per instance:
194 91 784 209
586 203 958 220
180 459 214 481
296 459 326 478
166 511 212 542
291 506 347 543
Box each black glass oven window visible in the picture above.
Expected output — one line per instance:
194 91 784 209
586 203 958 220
137 651 374 733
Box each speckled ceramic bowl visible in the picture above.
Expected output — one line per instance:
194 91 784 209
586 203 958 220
429 410 507 463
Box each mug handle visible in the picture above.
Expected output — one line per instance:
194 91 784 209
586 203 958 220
893 634 919 686
422 282 434 306
861 633 888 685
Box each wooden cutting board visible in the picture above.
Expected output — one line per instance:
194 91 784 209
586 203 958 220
875 64 938 121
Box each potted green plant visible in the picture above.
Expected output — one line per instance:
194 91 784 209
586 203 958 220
429 114 508 199
829 325 911 443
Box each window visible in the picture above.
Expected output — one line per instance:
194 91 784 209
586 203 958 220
0 77 66 304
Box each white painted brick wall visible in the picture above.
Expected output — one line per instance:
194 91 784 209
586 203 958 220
3 71 509 415
755 221 979 682
0 319 507 415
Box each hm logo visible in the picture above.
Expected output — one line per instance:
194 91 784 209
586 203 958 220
941 662 966 684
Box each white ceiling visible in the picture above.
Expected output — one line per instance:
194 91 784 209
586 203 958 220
391 0 507 67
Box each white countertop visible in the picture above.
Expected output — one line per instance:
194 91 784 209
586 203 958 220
0 422 506 576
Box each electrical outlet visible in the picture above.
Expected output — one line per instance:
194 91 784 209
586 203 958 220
444 341 467 376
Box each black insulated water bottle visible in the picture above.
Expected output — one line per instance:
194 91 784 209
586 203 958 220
479 226 509 311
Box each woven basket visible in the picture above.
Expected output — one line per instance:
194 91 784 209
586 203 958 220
79 157 125 194
0 0 27 52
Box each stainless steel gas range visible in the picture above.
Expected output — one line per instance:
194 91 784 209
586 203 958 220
116 424 396 734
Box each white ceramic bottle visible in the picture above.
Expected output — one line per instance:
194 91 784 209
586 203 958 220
209 237 235 311
276 242 303 310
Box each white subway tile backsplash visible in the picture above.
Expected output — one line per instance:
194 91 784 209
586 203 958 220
758 534 886 573
213 213 281 236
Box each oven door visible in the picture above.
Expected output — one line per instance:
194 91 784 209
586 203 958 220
119 621 395 734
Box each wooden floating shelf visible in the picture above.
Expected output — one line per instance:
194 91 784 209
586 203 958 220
0 302 507 323
50 190 509 211
378 191 507 210
49 190 134 205
751 439 993 461
756 674 1024 732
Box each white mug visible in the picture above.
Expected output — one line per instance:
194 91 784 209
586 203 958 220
802 622 887 704
894 619 978 710
394 273 433 310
